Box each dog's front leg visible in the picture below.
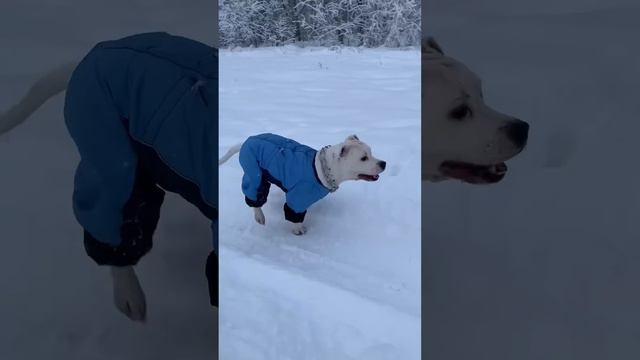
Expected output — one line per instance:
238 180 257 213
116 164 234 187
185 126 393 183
110 266 147 322
283 202 307 235
253 207 266 225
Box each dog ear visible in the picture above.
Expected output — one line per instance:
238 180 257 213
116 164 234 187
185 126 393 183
339 144 351 157
346 134 359 142
422 37 444 55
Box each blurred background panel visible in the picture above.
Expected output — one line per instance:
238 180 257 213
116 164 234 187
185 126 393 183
423 0 640 359
0 1 217 359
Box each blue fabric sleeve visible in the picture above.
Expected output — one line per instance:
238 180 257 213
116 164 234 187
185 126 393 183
285 183 316 214
238 142 263 202
64 56 138 247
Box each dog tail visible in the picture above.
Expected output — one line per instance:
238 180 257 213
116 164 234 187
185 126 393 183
0 61 78 136
218 143 242 165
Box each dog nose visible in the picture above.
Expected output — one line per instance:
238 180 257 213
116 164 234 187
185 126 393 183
378 161 386 170
506 119 529 148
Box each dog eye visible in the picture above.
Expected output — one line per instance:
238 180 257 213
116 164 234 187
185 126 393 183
361 156 368 161
450 104 472 120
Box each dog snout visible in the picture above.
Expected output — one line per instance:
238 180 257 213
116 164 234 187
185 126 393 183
505 119 529 148
378 161 386 170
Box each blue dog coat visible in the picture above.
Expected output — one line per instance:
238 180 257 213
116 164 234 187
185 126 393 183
64 32 218 268
239 133 331 223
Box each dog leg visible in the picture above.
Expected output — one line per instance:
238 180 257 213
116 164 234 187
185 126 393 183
253 207 266 225
292 223 307 236
110 266 147 322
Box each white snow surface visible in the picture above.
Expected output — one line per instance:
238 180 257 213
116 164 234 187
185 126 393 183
219 47 421 360
0 1 217 359
423 1 640 359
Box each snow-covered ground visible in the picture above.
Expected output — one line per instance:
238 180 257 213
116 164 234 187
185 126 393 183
219 47 421 360
0 1 217 359
424 1 640 359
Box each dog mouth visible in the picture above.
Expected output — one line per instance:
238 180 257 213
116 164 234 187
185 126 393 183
439 161 508 184
358 174 380 181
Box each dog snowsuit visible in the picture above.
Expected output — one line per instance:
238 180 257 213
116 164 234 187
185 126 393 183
63 32 218 306
239 133 331 223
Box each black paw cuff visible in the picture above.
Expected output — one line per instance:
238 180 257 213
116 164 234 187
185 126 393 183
83 229 151 267
245 195 266 208
206 250 218 307
284 203 306 223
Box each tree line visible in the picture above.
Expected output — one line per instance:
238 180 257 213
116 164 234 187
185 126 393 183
219 0 421 48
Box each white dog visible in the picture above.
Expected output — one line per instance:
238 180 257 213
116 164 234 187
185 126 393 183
219 133 386 235
422 37 529 184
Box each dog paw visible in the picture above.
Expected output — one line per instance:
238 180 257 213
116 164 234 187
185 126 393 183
111 267 147 322
292 225 307 235
254 209 266 225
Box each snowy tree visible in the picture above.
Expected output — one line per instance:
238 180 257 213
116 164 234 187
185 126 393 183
219 0 420 48
219 0 299 47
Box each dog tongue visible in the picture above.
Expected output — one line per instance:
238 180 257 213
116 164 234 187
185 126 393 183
440 161 508 183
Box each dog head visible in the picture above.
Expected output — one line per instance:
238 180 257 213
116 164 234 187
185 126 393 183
331 134 386 182
422 37 529 184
